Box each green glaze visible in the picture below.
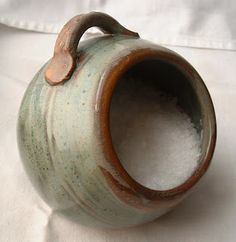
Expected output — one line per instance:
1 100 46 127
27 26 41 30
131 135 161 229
17 13 216 229
18 36 172 227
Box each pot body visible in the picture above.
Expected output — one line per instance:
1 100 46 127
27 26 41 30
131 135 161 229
17 13 216 228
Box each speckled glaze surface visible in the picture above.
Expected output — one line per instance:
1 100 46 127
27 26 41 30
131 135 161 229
17 12 216 228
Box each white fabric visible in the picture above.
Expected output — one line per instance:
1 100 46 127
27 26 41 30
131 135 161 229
0 0 236 50
0 1 236 241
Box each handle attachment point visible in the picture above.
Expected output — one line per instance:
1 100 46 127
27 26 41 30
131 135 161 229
45 12 139 85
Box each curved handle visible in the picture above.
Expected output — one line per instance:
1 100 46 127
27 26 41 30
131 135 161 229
45 11 139 85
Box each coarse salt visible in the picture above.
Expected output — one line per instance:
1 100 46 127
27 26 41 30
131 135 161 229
110 77 201 190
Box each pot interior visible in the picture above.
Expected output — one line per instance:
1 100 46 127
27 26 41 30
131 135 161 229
109 58 203 190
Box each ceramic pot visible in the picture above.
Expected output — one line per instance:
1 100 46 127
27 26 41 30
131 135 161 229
17 12 216 228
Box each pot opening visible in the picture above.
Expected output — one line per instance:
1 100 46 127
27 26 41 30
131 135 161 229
109 59 203 190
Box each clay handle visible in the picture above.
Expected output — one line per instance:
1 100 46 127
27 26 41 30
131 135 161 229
45 11 139 85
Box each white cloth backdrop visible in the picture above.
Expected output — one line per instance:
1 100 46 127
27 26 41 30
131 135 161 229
0 0 236 241
0 0 236 49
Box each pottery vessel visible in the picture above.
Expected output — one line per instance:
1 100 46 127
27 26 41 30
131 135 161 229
17 12 216 228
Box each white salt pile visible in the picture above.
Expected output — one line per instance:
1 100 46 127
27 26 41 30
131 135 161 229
110 77 201 190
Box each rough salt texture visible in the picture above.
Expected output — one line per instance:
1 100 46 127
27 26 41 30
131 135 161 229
110 77 201 190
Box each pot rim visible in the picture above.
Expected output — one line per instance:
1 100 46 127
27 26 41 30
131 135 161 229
98 47 217 201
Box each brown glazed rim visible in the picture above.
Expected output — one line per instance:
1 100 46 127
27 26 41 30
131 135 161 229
99 48 217 201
